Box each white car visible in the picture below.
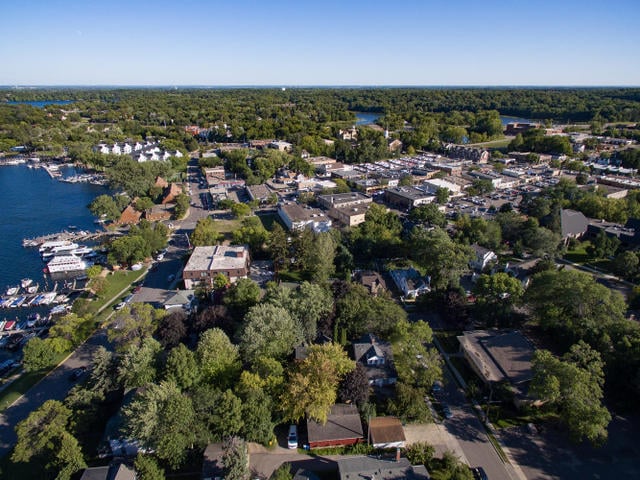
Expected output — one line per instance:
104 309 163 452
287 425 298 449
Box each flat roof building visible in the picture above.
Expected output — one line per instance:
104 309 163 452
385 186 435 209
317 192 372 210
183 245 250 289
278 203 332 232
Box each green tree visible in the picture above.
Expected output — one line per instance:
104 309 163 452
337 362 370 406
405 441 435 468
197 328 242 387
387 382 431 423
191 217 222 246
135 196 155 212
12 400 86 479
392 319 442 388
108 303 165 351
240 303 304 363
530 346 611 445
230 202 252 218
267 223 289 273
134 455 165 480
409 203 446 228
611 250 639 279
117 337 162 389
409 227 474 290
222 436 249 480
173 193 190 219
223 278 261 318
88 194 121 221
166 343 201 390
281 343 354 423
473 272 524 325
271 463 293 480
435 187 450 205
155 392 197 469
22 337 58 372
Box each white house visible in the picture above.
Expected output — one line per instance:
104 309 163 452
389 267 431 298
470 244 498 271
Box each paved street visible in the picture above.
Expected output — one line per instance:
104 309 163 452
0 328 110 458
437 369 526 480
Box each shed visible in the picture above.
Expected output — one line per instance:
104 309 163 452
306 404 364 449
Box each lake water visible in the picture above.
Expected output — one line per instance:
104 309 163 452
500 115 535 126
0 165 106 321
354 112 381 125
6 100 73 108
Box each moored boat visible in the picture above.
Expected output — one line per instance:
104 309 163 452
5 286 18 296
10 296 26 308
20 278 33 289
45 255 88 274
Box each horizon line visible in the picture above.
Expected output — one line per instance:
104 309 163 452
2 84 640 89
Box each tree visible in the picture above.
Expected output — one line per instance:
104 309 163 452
135 196 155 212
154 392 197 469
281 343 354 423
155 310 188 348
435 187 450 205
108 303 165 351
191 217 222 246
409 227 474 290
193 386 244 442
173 193 190 219
530 347 611 445
165 343 201 390
12 400 86 479
305 231 337 282
134 455 165 480
392 319 442 389
409 203 447 228
88 346 118 396
271 463 293 480
587 229 620 259
117 337 162 389
387 382 431 423
223 278 261 318
197 328 242 387
473 272 524 325
230 202 252 218
222 436 249 480
88 194 121 221
405 441 435 468
239 388 275 445
192 304 234 336
240 304 303 363
22 337 58 371
611 250 639 279
267 223 289 272
338 362 370 406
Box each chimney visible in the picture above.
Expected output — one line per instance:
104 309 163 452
396 447 401 462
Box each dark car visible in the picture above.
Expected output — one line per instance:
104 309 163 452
470 466 488 480
70 367 87 381
442 404 453 419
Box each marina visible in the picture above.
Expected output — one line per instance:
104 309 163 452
23 229 120 248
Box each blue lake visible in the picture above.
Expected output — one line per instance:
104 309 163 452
6 100 73 108
354 112 381 125
0 165 106 321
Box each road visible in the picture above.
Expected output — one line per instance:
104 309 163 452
0 328 110 458
438 368 526 480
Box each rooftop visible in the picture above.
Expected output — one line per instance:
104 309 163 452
306 403 363 445
184 245 248 273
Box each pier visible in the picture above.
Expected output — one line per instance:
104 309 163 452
22 229 121 248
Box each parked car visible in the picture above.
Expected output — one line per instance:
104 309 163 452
470 466 488 480
442 404 453 419
70 367 87 381
287 425 298 449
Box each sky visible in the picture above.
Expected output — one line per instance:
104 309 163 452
1 0 639 86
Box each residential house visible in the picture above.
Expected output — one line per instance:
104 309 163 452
145 204 172 222
80 462 135 480
339 126 358 141
337 456 429 480
270 140 293 152
368 417 406 449
278 203 332 232
354 270 387 296
306 403 364 449
352 333 397 387
116 204 142 225
457 330 535 405
154 176 169 189
389 267 431 298
560 209 589 243
162 183 183 204
163 289 195 311
469 244 498 272
388 138 403 153
182 245 250 289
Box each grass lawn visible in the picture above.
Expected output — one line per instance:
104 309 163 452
465 137 513 148
277 270 304 282
73 268 146 317
0 351 68 411
564 241 592 263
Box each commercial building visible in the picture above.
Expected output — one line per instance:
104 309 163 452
277 203 332 232
384 187 434 210
182 245 250 289
317 192 372 210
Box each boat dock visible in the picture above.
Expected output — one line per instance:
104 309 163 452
23 229 121 248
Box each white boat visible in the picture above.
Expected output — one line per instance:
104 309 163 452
21 278 33 289
5 286 18 296
49 242 80 255
46 255 87 274
39 292 57 305
70 246 93 256
39 240 75 254
10 296 26 308
50 305 70 315
27 284 39 294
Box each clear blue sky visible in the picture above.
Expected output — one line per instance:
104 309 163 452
1 0 639 86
